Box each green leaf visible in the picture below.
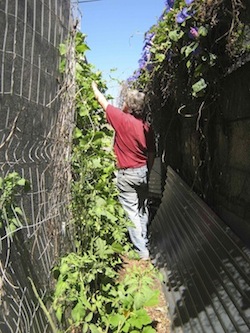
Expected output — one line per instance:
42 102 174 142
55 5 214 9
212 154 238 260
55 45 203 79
134 293 145 310
198 26 208 37
17 178 26 186
56 307 63 323
89 323 101 333
95 238 113 258
91 158 102 169
122 320 131 333
169 30 184 42
80 295 92 310
142 327 156 333
209 53 217 66
71 302 86 323
186 60 191 69
6 223 16 234
79 106 89 117
12 217 22 227
76 43 90 54
73 127 83 139
95 196 106 206
60 262 69 275
155 53 165 63
82 323 89 333
76 62 84 72
192 78 207 96
85 311 93 322
144 290 160 307
111 242 123 253
59 58 66 73
54 279 69 297
182 42 199 58
109 314 125 327
129 309 151 329
59 43 67 55
101 210 117 222
14 207 23 216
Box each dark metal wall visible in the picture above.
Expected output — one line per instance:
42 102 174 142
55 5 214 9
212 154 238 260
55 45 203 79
158 62 250 246
149 166 250 333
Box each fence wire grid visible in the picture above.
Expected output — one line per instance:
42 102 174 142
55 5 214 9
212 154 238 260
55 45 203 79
0 1 77 332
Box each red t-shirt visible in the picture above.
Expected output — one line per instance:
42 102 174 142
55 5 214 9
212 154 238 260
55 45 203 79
106 104 155 169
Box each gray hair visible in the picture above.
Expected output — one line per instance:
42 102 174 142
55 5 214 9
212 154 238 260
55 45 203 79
124 89 145 117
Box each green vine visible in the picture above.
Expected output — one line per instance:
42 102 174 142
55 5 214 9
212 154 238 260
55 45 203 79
49 32 160 333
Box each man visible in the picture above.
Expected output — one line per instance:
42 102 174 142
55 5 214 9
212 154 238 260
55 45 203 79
92 82 155 260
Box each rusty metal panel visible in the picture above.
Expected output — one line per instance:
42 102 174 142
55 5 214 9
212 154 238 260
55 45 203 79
149 166 250 333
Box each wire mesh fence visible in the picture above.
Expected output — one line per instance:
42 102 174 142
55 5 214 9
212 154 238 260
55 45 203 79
0 1 76 332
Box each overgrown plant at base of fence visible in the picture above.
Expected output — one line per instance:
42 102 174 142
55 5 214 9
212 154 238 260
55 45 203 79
52 253 160 333
42 32 161 333
0 172 30 309
0 172 29 237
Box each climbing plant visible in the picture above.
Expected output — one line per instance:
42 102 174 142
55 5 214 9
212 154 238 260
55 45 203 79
66 32 128 253
128 0 249 103
49 32 160 333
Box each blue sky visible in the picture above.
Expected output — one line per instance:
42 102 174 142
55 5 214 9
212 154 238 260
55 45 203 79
78 0 165 100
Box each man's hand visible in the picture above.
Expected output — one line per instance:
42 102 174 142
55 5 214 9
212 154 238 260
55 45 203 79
91 81 109 111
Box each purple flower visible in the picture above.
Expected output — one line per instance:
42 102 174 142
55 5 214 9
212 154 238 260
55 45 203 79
158 13 165 22
165 0 174 8
176 7 190 23
185 0 194 5
165 0 175 13
145 32 155 41
127 70 141 82
188 27 199 39
138 58 146 69
143 49 151 62
143 32 155 49
146 63 153 72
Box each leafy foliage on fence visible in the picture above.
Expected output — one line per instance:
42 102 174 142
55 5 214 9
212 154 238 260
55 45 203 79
129 0 250 103
49 32 159 333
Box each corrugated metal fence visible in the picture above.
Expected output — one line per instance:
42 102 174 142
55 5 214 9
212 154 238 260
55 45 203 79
149 166 250 333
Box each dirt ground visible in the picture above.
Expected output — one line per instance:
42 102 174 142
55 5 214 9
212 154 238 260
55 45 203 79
120 257 171 333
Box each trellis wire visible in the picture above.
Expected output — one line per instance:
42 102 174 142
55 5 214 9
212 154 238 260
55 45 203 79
0 0 77 332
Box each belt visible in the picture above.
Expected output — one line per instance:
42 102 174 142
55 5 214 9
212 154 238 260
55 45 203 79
118 165 147 171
